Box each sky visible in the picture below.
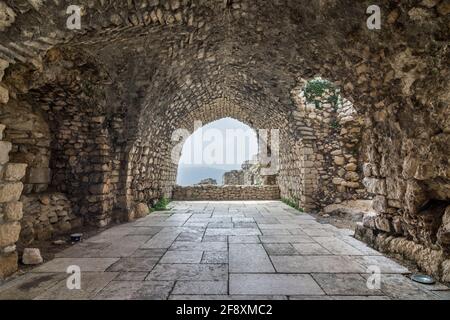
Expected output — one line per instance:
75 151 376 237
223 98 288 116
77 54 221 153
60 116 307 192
176 118 258 185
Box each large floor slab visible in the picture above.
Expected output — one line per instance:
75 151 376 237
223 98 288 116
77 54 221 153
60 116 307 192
229 243 275 273
230 274 325 295
0 200 447 300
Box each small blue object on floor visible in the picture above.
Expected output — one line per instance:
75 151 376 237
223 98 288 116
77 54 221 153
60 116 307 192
411 274 435 285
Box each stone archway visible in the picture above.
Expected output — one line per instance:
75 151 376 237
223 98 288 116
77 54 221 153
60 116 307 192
0 0 448 282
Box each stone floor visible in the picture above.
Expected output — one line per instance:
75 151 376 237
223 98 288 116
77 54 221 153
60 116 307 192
0 201 449 300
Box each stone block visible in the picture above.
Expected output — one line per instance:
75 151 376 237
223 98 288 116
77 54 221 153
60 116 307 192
0 84 8 104
0 222 21 247
27 167 50 184
375 216 392 233
0 252 18 279
135 202 150 218
362 212 377 229
22 248 43 265
386 177 406 200
372 195 388 213
4 201 23 221
332 177 344 185
89 183 110 195
441 259 450 282
0 141 12 164
3 163 27 181
404 180 427 214
437 205 450 248
345 171 359 182
362 163 372 177
0 182 23 203
0 123 5 140
333 156 345 165
363 177 386 195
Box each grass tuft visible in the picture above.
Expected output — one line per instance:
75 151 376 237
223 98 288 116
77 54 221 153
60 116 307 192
281 197 304 213
152 197 171 211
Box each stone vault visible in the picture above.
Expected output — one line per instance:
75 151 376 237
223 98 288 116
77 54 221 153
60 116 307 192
0 0 448 280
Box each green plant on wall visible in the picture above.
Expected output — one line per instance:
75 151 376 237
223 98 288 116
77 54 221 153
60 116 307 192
282 197 304 213
303 77 341 110
152 197 170 211
330 120 341 129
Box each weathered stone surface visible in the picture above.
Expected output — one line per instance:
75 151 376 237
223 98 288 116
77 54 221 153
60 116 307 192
0 252 17 279
437 206 450 248
27 168 50 184
229 243 275 273
312 273 383 296
372 196 388 213
22 248 43 265
3 163 27 181
32 258 119 273
173 185 280 201
271 255 365 273
0 141 11 165
4 201 23 222
20 192 75 244
159 250 203 264
0 222 21 247
1 200 448 298
230 273 324 296
363 178 386 195
0 84 8 104
172 280 228 295
0 124 5 140
0 2 15 32
442 259 450 283
0 182 23 203
134 202 150 218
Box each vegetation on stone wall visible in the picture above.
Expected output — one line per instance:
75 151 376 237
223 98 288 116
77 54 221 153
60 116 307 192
152 197 170 211
281 197 304 213
303 78 341 110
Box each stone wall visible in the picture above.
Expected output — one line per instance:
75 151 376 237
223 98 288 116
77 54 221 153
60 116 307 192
223 170 244 185
223 160 262 185
279 85 367 210
19 192 82 245
0 124 27 278
173 185 280 201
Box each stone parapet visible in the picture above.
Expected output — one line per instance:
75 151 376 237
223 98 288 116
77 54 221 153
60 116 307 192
172 185 280 201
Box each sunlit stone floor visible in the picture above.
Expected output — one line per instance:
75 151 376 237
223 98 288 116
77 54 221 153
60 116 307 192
0 201 448 300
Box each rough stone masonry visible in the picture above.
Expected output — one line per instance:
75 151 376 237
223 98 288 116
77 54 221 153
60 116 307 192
0 0 448 281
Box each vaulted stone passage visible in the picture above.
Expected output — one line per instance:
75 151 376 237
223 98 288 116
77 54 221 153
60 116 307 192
0 0 449 283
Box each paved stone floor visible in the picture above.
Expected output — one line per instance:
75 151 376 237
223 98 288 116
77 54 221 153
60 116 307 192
0 201 449 300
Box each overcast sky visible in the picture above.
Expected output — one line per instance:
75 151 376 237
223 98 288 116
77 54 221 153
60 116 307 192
178 117 258 170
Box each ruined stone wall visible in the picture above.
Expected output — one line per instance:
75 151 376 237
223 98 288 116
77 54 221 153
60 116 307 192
223 170 244 185
20 192 81 245
223 160 263 186
278 87 367 210
173 185 280 201
0 99 50 194
0 49 126 228
0 124 26 278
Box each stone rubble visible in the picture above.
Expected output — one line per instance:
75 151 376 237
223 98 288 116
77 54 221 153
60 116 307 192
21 248 43 265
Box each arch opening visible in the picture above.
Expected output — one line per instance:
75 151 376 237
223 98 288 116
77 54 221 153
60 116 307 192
176 117 259 186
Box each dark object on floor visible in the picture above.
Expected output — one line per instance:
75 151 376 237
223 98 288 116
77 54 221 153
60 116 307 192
70 233 83 243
